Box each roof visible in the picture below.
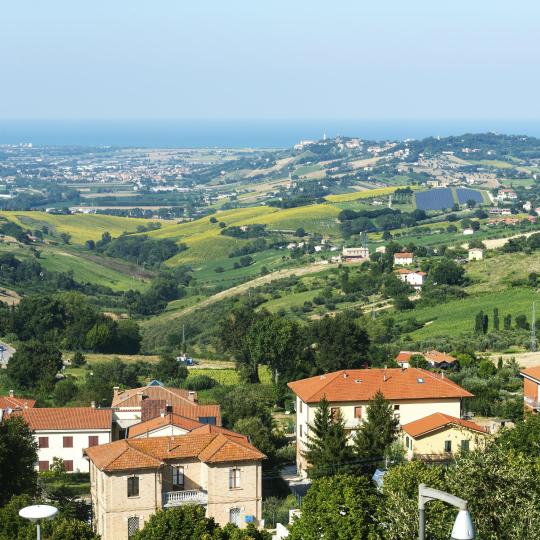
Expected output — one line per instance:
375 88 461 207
520 366 540 383
287 368 473 403
395 351 421 363
128 413 203 438
85 432 265 472
15 407 112 431
112 384 196 408
0 395 36 410
402 413 488 438
425 350 457 365
394 252 413 258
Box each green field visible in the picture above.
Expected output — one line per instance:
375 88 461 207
325 186 400 203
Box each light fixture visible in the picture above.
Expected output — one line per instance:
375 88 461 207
19 505 58 540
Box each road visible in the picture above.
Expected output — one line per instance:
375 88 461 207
0 342 15 368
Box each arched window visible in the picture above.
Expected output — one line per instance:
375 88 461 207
229 507 241 526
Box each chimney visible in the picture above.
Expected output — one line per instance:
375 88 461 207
383 365 388 382
165 404 173 413
188 391 196 402
113 386 120 399
90 401 96 409
160 409 166 418
343 372 348 379
136 392 144 403
9 389 14 398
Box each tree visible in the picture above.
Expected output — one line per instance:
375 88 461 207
515 314 529 330
233 417 277 460
496 414 540 456
482 312 489 334
45 519 99 540
428 258 465 286
53 378 78 406
474 311 484 334
219 385 273 430
7 340 63 392
353 390 399 463
504 313 512 330
288 474 379 540
59 232 71 244
71 351 86 367
303 397 352 479
0 416 38 505
478 359 497 378
152 354 188 386
295 227 306 237
409 354 429 369
114 319 142 354
493 307 500 331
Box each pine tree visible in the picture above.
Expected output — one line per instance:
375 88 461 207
353 390 399 463
493 307 500 331
303 397 352 479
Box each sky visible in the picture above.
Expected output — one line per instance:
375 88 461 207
1 0 540 121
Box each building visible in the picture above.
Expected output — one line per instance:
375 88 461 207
401 412 488 459
0 390 36 412
342 247 370 262
288 368 472 475
85 432 265 540
395 350 457 369
375 246 386 254
520 366 540 413
111 380 221 438
14 407 112 473
394 252 414 265
462 228 474 235
497 189 518 201
396 268 426 289
468 248 484 261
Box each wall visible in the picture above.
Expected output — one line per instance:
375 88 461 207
131 424 190 439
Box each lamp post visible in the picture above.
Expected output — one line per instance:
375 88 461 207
19 505 58 540
418 484 474 540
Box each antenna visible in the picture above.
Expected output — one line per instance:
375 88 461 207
532 302 537 352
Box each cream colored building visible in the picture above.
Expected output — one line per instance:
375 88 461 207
85 432 265 540
468 248 484 261
401 412 488 459
288 368 472 475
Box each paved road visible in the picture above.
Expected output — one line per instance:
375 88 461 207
0 342 15 368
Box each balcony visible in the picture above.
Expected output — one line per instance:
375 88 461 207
163 490 208 507
525 396 540 411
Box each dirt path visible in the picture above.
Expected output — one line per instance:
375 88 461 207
0 287 21 306
462 231 539 250
487 351 540 369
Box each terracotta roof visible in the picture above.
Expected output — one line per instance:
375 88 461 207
85 433 265 472
128 413 203 438
520 366 540 382
190 424 248 441
396 268 412 274
287 368 473 403
402 413 488 438
112 384 196 408
0 395 36 410
15 407 112 431
425 350 457 365
394 252 413 258
395 351 421 363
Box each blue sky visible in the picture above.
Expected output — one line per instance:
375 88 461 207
1 0 539 120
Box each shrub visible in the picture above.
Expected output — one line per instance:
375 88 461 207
184 374 217 391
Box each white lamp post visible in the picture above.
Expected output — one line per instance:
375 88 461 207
19 505 58 540
418 484 475 540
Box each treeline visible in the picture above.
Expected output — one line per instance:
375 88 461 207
502 232 540 253
339 208 429 237
220 223 267 239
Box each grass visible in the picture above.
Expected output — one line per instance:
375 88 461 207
185 365 272 386
465 160 516 169
325 186 400 203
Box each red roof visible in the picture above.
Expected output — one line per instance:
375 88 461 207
112 384 196 408
14 407 112 431
395 351 420 363
402 413 488 438
0 394 36 410
85 432 265 472
287 368 472 403
425 350 456 365
394 252 413 258
521 366 540 383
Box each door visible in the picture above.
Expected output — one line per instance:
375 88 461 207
229 507 241 526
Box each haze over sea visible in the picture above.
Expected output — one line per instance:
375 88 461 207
1 119 540 148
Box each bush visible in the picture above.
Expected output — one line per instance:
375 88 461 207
183 374 217 391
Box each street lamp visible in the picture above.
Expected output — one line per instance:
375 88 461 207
19 505 58 540
418 484 474 540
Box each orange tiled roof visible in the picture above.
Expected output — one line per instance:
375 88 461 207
14 407 112 431
425 350 457 365
394 252 413 258
85 432 265 472
189 424 248 441
402 412 488 438
128 413 203 438
520 366 540 382
395 351 421 363
0 395 36 410
396 268 412 274
112 384 196 408
287 368 473 403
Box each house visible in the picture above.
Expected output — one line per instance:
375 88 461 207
111 380 221 438
287 368 472 475
396 268 426 289
462 228 474 235
0 390 36 412
394 252 414 265
14 407 112 473
395 350 457 369
497 189 518 201
468 248 484 261
375 246 386 254
520 366 540 413
401 412 488 459
85 432 265 540
342 247 369 262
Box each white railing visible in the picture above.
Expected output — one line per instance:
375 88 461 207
163 490 208 507
525 396 540 409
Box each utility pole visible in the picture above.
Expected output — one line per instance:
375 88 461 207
532 302 537 352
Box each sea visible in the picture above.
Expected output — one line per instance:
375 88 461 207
1 119 540 149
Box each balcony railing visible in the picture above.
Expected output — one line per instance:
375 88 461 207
525 396 540 410
163 490 208 507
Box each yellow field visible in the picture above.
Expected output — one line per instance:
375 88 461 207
325 186 400 202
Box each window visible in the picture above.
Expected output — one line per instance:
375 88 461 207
229 467 241 489
172 466 184 490
299 424 303 437
330 407 340 421
461 439 470 452
444 440 452 453
38 436 49 449
38 461 49 472
229 507 241 526
127 517 140 537
354 406 362 419
198 416 217 425
88 436 99 447
393 404 400 411
405 436 410 448
127 476 139 497
63 436 73 448
64 460 73 472
299 401 303 413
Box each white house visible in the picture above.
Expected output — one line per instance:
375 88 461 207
394 252 414 265
342 247 370 261
462 228 474 235
468 248 484 261
396 268 426 289
288 368 472 475
497 189 518 201
375 246 386 254
15 407 112 473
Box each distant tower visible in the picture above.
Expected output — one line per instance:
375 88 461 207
532 302 537 352
323 132 327 141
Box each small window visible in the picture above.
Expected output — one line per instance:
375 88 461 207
330 407 340 421
172 466 184 490
461 439 470 452
198 416 217 425
38 460 49 472
38 436 49 449
88 436 99 447
64 460 73 472
229 467 241 489
405 436 410 448
229 507 241 526
127 476 139 497
444 440 452 453
417 378 425 384
63 436 73 448
394 404 400 411
127 517 140 537
299 401 303 413
299 424 303 437
354 406 362 418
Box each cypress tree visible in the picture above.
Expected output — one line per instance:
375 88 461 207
504 314 512 330
482 313 489 334
303 396 352 479
475 311 484 334
493 308 500 331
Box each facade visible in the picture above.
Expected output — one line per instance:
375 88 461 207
520 366 540 413
85 432 265 540
288 368 472 475
342 247 370 262
15 407 112 473
396 268 426 289
394 252 414 265
468 248 484 261
401 412 488 459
